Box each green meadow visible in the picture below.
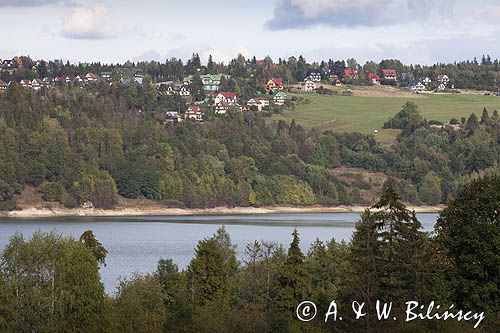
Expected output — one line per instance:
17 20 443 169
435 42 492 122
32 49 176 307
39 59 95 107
270 92 500 143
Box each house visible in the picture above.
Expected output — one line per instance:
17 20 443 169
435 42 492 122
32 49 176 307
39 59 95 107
411 81 426 93
423 77 432 86
382 69 397 81
53 76 65 84
266 78 284 93
19 79 31 88
165 111 181 124
75 75 85 84
64 76 74 84
31 79 43 91
155 111 182 124
306 69 322 82
0 80 8 92
119 68 145 84
367 72 381 85
437 75 449 86
185 105 204 121
215 101 230 115
301 79 316 92
2 59 15 69
328 71 339 80
100 71 112 80
183 74 227 91
273 91 287 106
85 73 99 82
214 91 238 104
401 72 415 82
343 69 358 78
437 83 447 91
247 96 270 111
178 85 191 97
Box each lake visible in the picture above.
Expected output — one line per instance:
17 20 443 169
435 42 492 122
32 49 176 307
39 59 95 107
0 213 438 293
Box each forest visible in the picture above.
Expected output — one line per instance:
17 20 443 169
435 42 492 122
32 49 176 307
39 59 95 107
0 173 498 332
0 83 499 210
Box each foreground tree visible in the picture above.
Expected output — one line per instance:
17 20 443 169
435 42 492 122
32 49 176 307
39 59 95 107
1 231 105 332
80 230 108 266
436 171 500 328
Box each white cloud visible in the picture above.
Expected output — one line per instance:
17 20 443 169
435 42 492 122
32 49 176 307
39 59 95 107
61 4 122 39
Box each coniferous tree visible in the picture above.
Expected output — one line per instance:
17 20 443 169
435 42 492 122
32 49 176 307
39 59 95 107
275 229 311 311
80 230 108 266
436 172 500 328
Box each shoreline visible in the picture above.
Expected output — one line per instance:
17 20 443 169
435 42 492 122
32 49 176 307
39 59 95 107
0 205 444 218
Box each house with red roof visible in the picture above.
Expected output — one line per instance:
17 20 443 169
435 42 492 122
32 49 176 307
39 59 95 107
382 69 397 81
214 91 238 105
368 72 381 85
215 101 231 115
185 105 204 121
85 73 99 82
343 69 358 78
266 78 284 94
19 79 31 88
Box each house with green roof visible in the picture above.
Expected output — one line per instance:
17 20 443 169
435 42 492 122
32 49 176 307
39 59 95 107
183 74 229 91
273 91 287 106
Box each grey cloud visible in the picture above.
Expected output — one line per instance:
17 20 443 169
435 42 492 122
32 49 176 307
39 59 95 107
265 0 456 30
0 0 72 7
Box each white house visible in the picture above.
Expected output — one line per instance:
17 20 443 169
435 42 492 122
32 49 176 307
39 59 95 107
411 81 426 93
214 92 238 104
247 97 270 111
301 80 316 92
437 75 449 86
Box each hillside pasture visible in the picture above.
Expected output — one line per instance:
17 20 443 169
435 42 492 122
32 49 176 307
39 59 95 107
270 88 500 144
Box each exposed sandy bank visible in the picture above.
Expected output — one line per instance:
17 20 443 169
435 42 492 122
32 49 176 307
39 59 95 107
0 205 444 218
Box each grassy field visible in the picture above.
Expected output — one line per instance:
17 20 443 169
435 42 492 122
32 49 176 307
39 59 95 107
270 89 500 144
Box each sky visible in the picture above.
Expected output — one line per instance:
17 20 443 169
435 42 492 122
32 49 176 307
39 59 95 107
1 0 499 65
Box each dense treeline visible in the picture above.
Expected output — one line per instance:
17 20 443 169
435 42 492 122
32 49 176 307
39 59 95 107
0 87 499 210
5 54 500 91
0 173 498 332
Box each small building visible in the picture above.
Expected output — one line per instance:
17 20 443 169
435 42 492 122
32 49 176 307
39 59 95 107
85 73 99 82
382 69 397 81
215 101 230 115
423 77 432 86
214 91 238 104
401 71 415 82
165 111 181 124
266 78 284 93
306 69 322 82
367 72 380 85
100 71 112 80
301 79 316 92
0 80 8 92
19 79 31 88
437 75 449 86
411 81 426 93
31 79 43 91
273 91 287 106
185 105 204 121
343 69 358 79
178 85 191 97
247 96 270 111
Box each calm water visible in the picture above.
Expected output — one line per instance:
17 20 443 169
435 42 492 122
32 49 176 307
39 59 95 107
0 213 438 293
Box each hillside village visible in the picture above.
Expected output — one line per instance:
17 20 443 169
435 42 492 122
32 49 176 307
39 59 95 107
2 54 500 124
